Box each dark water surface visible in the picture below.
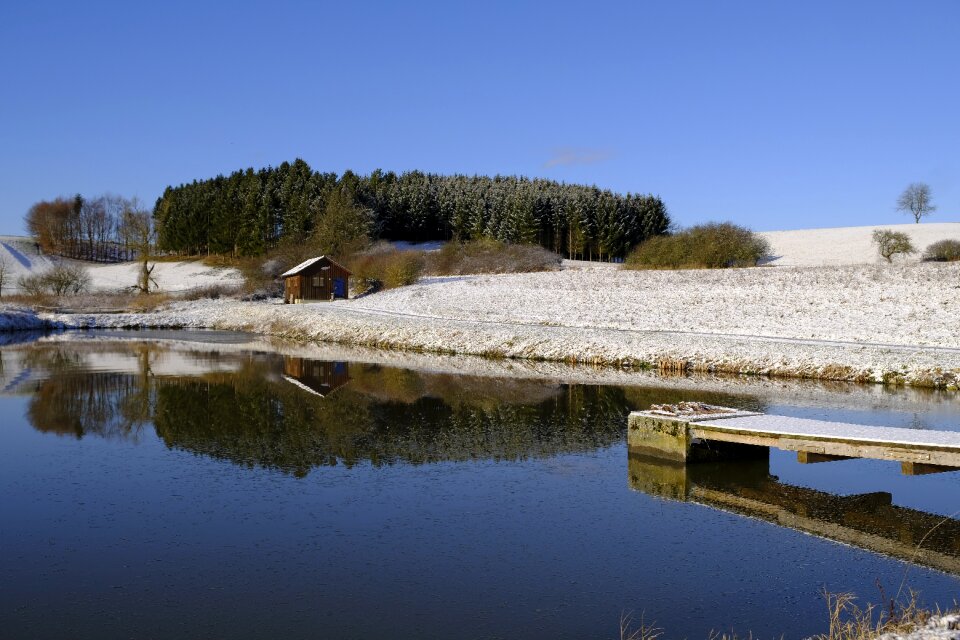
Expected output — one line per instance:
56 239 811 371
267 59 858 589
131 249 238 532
1 332 959 639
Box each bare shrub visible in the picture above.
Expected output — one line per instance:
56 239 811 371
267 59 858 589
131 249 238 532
625 222 769 270
425 238 561 275
872 229 916 263
17 273 48 297
922 239 960 262
350 248 424 293
0 253 9 298
16 264 91 296
45 264 91 295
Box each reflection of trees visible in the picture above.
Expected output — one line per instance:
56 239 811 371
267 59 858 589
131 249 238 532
29 373 152 440
20 343 767 477
27 345 155 441
153 365 632 476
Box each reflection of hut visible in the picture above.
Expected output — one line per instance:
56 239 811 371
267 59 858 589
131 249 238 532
281 256 352 303
282 357 351 397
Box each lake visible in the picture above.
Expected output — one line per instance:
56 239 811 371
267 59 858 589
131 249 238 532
1 330 959 639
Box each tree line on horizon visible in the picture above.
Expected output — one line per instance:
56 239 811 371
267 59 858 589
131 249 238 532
151 159 670 260
25 194 152 262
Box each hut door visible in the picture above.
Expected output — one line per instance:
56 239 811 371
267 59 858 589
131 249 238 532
333 278 346 299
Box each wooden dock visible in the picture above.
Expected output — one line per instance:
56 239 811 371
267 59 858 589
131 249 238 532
628 403 960 474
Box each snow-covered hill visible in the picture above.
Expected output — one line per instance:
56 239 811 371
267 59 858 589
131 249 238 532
0 236 241 294
758 222 960 267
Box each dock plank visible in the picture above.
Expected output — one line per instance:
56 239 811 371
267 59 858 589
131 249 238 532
690 414 960 451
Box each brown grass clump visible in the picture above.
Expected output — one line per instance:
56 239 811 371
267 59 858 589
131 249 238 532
4 292 57 308
126 292 174 312
625 223 769 270
6 285 235 313
811 588 933 640
425 238 561 275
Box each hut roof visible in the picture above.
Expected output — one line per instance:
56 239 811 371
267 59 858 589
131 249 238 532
281 256 352 278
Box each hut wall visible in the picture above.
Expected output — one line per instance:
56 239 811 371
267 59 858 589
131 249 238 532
284 259 351 302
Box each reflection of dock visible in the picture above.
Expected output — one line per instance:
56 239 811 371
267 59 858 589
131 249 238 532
282 357 350 397
628 453 960 575
628 405 960 475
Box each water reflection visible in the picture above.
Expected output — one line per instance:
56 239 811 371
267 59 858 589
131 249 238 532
628 453 960 575
4 337 960 639
18 344 741 475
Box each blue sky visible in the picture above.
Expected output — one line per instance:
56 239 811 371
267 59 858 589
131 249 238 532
1 1 957 233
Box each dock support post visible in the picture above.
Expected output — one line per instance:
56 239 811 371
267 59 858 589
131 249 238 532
901 462 959 476
797 451 853 464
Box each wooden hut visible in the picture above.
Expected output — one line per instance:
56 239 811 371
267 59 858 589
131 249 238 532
282 256 352 303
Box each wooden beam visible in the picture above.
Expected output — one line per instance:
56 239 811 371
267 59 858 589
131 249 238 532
797 451 854 464
901 461 960 476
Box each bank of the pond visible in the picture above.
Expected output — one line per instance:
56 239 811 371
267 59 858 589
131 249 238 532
21 301 958 390
5 261 960 389
0 305 57 332
880 614 960 640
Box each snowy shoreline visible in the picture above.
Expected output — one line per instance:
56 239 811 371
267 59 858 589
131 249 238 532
6 260 956 390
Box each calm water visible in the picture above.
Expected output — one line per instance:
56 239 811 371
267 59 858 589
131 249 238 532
1 331 959 639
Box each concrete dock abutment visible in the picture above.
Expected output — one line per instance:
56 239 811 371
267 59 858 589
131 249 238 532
627 405 765 463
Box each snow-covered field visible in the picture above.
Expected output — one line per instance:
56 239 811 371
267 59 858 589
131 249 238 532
3 224 960 388
82 260 242 292
758 222 960 267
350 261 960 349
27 258 960 388
0 236 242 293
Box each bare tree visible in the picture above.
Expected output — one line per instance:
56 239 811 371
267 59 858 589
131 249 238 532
0 253 9 298
896 183 936 223
121 199 157 294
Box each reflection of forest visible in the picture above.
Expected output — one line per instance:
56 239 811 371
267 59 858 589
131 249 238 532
156 361 634 476
20 343 764 476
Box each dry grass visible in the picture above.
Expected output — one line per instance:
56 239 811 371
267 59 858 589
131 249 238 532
812 588 934 640
125 292 174 312
4 284 237 313
3 293 57 308
620 611 663 640
200 254 241 268
701 588 942 640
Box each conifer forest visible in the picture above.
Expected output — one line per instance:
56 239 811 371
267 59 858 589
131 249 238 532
152 159 670 260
